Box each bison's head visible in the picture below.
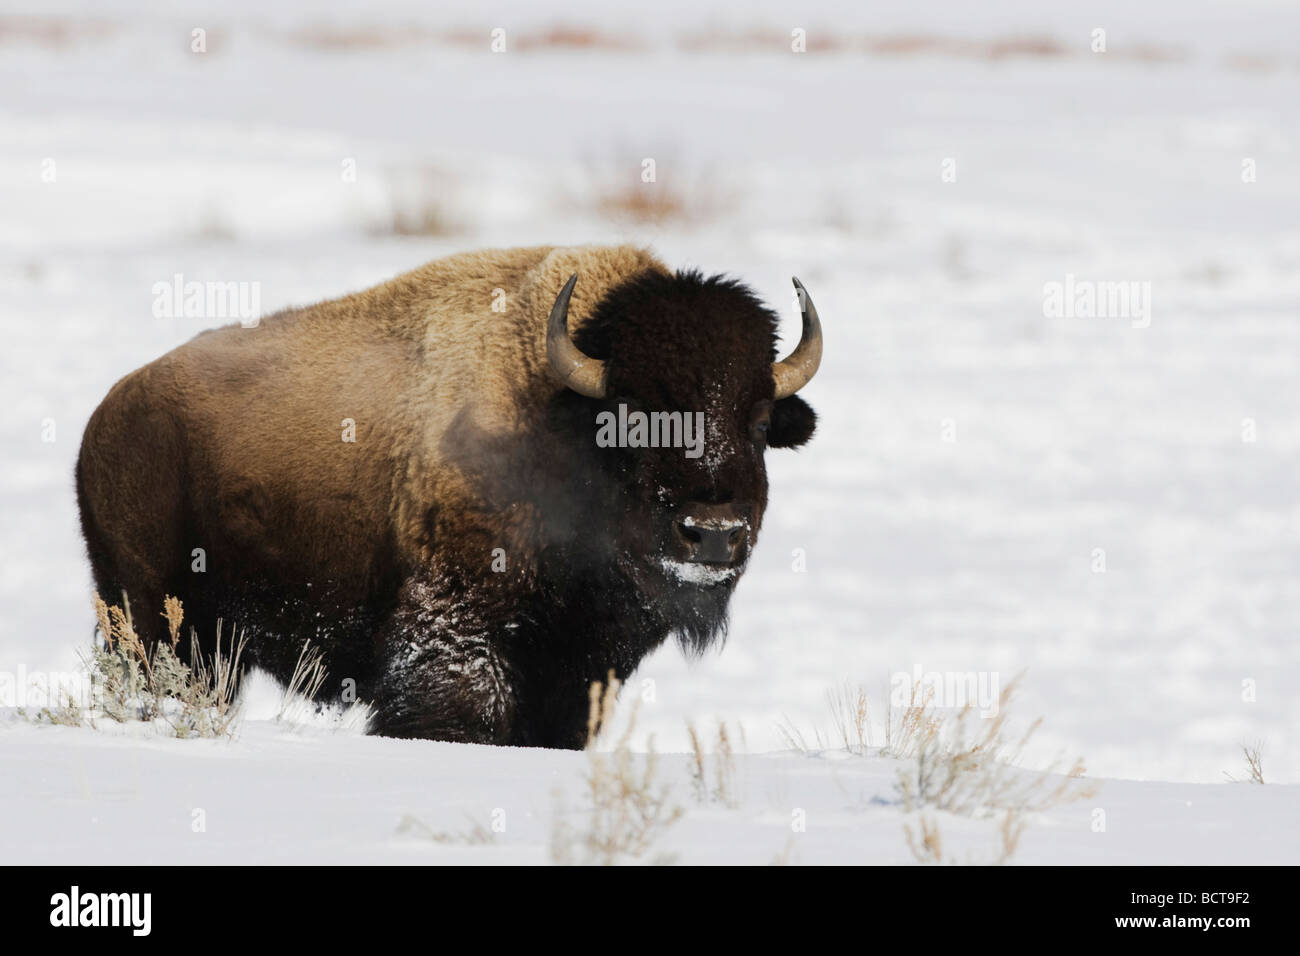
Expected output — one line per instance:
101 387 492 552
545 269 820 652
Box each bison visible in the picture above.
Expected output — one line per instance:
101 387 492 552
76 245 822 747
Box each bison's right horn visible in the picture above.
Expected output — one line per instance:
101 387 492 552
546 273 608 399
772 277 824 399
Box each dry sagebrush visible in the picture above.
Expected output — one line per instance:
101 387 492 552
1224 742 1266 784
776 682 873 755
894 677 1095 816
773 675 1097 865
396 813 497 845
893 678 1096 865
54 592 247 738
686 719 744 807
550 672 684 865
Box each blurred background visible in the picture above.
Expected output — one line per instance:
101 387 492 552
2 0 1298 781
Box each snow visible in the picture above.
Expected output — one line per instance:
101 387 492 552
2 709 1295 864
659 557 742 586
679 515 747 529
1 0 1298 862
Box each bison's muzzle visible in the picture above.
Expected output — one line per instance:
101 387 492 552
671 503 751 566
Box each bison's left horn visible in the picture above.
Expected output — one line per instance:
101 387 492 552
546 273 608 399
773 277 824 399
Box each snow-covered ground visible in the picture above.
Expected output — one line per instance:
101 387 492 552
2 1 1298 863
4 710 1297 865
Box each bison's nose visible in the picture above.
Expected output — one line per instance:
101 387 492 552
671 504 749 565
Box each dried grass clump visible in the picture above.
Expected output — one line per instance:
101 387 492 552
514 27 641 53
397 814 497 845
773 676 1094 865
1224 742 1265 784
686 719 744 807
284 24 440 52
894 677 1095 817
1242 743 1265 784
779 680 929 757
277 640 328 723
594 181 690 225
26 691 86 727
584 669 619 746
71 591 247 738
904 807 1028 865
579 155 733 227
370 166 463 237
860 33 1068 61
903 813 945 864
0 16 116 49
996 808 1029 863
883 681 942 758
551 672 683 865
882 676 1094 865
828 683 872 755
773 712 819 753
267 640 374 731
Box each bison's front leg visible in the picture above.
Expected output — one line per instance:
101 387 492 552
371 579 517 744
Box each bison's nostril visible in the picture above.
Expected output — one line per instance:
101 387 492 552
672 506 750 565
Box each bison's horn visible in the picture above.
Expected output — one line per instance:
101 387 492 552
546 273 607 399
773 277 824 399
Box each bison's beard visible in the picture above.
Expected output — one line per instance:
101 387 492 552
663 578 734 657
619 550 740 657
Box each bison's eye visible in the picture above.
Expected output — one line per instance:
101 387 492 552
749 401 774 445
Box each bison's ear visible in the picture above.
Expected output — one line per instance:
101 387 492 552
767 395 816 448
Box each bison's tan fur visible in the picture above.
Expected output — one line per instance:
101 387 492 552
79 245 668 619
